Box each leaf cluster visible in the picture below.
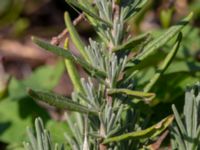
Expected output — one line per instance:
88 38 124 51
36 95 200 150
24 0 196 149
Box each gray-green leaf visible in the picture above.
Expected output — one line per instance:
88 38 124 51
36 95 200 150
28 89 98 115
32 36 106 78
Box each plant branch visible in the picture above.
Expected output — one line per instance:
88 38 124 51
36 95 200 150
51 13 85 45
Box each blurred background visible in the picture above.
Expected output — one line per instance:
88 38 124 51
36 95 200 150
0 0 200 149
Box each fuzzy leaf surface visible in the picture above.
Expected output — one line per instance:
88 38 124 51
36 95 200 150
66 0 112 26
32 37 106 78
28 89 98 115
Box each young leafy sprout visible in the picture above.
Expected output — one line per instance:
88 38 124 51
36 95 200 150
171 83 200 150
24 117 64 150
28 0 192 149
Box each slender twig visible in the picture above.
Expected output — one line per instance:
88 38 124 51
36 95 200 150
51 13 85 45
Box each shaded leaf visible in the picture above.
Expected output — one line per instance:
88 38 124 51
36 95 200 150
122 0 148 21
172 105 187 136
127 12 193 67
0 96 49 143
112 33 152 52
144 33 182 92
152 72 199 103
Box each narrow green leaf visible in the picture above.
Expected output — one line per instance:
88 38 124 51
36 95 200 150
193 126 200 150
172 105 187 136
130 12 193 65
138 12 192 60
32 36 106 78
157 33 182 73
144 33 182 92
27 127 37 150
35 118 44 150
103 115 174 144
107 88 155 100
28 89 98 115
54 144 59 150
66 0 112 27
184 88 195 138
43 130 51 150
171 126 186 150
32 36 75 60
63 38 84 93
112 33 152 52
64 12 89 61
64 113 83 144
123 0 148 21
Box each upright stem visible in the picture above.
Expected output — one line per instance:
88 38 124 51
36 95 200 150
99 123 107 150
99 2 121 149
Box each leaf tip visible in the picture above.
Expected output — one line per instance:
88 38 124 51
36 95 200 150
64 11 71 24
171 104 176 109
64 11 69 17
27 88 37 99
186 12 194 21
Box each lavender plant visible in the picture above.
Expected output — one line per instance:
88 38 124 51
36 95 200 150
171 83 200 150
25 0 193 149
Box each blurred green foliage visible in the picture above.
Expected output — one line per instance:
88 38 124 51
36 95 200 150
0 62 69 148
0 0 25 27
0 0 29 37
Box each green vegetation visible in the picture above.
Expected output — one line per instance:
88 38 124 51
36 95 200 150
0 0 200 149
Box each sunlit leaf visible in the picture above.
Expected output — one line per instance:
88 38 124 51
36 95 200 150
103 115 174 144
64 12 89 61
107 88 155 100
63 38 84 93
